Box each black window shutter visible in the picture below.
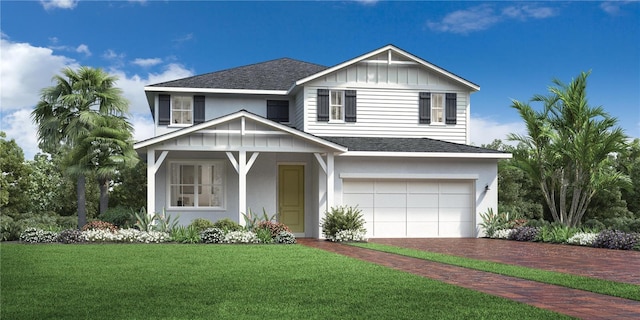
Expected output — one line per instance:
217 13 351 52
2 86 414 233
158 94 170 125
345 90 357 122
445 93 457 124
419 92 431 124
317 89 329 122
194 95 205 124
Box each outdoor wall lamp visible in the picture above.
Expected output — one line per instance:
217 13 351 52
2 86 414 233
484 184 490 192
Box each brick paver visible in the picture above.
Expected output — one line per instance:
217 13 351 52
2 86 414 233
298 238 640 320
370 238 640 285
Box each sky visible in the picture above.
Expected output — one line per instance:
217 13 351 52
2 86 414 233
1 0 639 160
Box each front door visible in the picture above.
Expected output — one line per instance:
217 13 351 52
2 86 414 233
278 165 304 233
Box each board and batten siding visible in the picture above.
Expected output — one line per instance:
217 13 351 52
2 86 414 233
302 61 472 143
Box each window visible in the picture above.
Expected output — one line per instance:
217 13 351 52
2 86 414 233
267 100 289 122
171 96 193 125
330 90 344 121
169 161 225 208
418 92 457 125
431 93 445 124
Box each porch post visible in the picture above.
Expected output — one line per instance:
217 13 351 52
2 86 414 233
238 150 247 226
327 152 334 210
146 148 156 217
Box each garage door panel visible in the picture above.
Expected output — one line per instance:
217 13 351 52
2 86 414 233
407 194 438 208
440 207 474 222
375 207 406 222
440 182 473 194
359 207 374 222
375 181 407 193
408 223 439 237
440 222 475 237
343 180 374 193
407 181 439 193
343 193 374 208
440 194 472 208
407 208 438 222
374 222 405 237
374 193 406 207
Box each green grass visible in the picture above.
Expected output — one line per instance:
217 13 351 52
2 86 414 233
351 242 640 301
0 244 570 320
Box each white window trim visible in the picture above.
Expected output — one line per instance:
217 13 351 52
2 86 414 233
167 160 226 210
430 92 445 125
329 90 345 123
170 95 193 126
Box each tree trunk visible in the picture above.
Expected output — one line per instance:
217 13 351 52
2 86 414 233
77 174 87 229
99 178 109 215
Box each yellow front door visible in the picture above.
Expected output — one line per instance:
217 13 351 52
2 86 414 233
278 165 304 233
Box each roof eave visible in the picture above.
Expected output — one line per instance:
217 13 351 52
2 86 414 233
338 151 512 159
144 86 288 96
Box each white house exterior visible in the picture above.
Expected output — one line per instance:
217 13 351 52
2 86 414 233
134 44 511 238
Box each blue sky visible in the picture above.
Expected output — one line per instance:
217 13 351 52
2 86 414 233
1 0 639 159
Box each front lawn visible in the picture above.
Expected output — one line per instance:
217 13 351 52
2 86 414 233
351 242 640 301
0 244 569 320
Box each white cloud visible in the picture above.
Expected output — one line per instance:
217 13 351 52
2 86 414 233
600 1 634 15
75 44 91 57
40 0 77 10
132 58 163 67
469 115 525 147
428 4 557 34
0 37 193 159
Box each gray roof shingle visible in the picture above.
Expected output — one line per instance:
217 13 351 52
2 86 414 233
149 58 328 91
323 136 506 154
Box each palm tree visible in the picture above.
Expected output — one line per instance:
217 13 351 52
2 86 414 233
67 113 138 215
508 71 628 227
32 66 129 228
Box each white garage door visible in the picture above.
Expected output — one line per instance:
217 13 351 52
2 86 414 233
342 179 475 238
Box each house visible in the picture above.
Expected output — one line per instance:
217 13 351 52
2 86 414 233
134 44 511 238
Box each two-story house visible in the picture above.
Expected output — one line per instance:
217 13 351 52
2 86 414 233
134 44 510 238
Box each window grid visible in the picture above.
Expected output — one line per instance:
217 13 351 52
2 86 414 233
171 96 193 125
330 90 344 121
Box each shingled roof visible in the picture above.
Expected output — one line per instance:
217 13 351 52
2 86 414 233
149 58 328 91
323 137 506 154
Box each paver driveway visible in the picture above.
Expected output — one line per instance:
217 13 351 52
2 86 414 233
298 238 640 320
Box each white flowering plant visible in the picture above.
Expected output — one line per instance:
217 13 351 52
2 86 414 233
328 229 367 242
566 232 598 246
19 228 59 243
492 229 515 239
82 228 170 243
275 231 296 244
223 230 260 244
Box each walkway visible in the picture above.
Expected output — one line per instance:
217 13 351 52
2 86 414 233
298 238 640 320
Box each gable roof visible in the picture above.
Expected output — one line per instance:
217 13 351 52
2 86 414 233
325 136 510 158
134 110 347 153
148 58 328 92
293 44 480 92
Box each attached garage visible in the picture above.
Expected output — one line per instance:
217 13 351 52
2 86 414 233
342 179 475 238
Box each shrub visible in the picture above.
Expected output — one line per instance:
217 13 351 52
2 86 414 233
508 226 539 242
200 228 225 244
256 221 291 239
223 230 259 244
479 209 526 237
582 219 605 232
566 232 598 246
19 228 59 244
82 220 117 232
241 208 277 231
188 218 216 232
55 215 77 230
275 231 296 244
593 230 640 250
212 218 243 232
255 228 274 244
100 206 136 228
321 205 366 239
171 225 201 244
57 229 85 244
134 208 179 233
331 229 367 242
1 215 20 241
538 224 580 243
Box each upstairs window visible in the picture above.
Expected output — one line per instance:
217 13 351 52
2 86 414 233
171 96 193 125
267 100 289 123
419 92 457 125
330 90 344 122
